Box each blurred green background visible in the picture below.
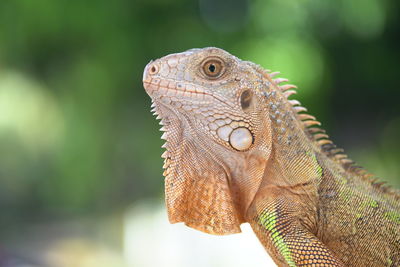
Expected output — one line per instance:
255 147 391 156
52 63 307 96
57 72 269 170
0 0 399 266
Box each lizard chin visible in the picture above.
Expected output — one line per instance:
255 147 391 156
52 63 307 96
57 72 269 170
149 99 246 235
150 100 180 168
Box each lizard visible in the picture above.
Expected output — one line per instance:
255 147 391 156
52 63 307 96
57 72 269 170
142 47 400 267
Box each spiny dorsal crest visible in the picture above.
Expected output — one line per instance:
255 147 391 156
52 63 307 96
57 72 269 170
265 69 399 200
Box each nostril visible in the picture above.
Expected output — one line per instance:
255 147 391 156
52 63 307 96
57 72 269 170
149 64 159 75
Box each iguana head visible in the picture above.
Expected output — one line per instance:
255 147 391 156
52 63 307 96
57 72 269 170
143 47 273 234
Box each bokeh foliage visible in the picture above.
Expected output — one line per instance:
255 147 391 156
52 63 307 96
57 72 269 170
0 0 399 231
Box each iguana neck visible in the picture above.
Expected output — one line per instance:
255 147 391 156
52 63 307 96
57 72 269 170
260 83 324 190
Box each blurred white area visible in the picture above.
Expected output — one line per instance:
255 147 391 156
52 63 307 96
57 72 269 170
3 202 275 267
124 202 275 267
3 216 126 267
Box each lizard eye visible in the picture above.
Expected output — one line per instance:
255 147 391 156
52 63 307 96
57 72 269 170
202 58 224 78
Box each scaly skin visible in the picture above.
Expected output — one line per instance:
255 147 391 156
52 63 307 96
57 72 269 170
143 47 400 267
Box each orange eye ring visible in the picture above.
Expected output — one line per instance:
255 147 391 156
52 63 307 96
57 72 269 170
202 57 225 78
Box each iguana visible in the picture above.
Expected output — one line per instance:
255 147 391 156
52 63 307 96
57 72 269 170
142 47 400 267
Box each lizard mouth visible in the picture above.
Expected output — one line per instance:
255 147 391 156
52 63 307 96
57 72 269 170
143 78 236 112
143 61 209 98
143 62 234 107
143 78 215 102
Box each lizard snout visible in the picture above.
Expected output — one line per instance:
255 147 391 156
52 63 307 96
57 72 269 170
143 60 162 96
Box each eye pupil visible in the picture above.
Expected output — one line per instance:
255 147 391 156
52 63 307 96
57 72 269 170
202 58 224 78
208 64 216 73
